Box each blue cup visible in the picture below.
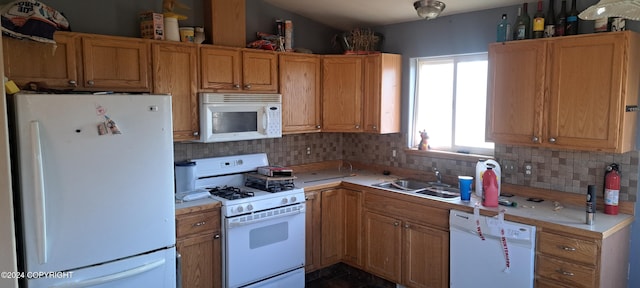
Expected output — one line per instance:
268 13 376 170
458 176 473 202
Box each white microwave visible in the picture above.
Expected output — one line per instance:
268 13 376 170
198 93 282 143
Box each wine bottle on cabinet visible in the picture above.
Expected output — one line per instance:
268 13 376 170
544 0 556 37
533 0 545 38
497 14 511 42
514 3 531 40
566 0 579 35
556 0 567 36
514 7 524 40
522 2 531 39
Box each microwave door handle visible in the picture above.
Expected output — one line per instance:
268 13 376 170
263 107 269 132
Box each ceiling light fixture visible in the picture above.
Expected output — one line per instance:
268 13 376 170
578 0 640 20
414 0 446 20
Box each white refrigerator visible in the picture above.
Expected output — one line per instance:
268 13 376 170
11 93 176 287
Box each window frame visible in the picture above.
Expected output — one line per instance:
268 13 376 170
410 52 493 156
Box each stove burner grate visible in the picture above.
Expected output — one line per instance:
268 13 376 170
244 174 295 193
208 186 255 200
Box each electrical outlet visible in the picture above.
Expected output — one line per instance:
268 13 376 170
524 162 533 175
306 147 311 155
502 160 516 172
392 149 397 157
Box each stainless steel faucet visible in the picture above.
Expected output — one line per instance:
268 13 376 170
433 167 442 184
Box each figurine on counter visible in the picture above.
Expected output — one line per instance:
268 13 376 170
419 130 430 150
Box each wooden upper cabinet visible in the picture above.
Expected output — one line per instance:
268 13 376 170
3 31 78 89
242 50 278 92
3 32 151 92
152 43 199 142
203 0 246 47
322 56 363 132
486 40 546 146
547 32 638 152
81 34 151 91
200 46 241 90
363 53 402 134
279 53 322 134
200 47 277 92
487 31 640 153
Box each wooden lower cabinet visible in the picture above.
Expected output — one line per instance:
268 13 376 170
363 211 402 282
177 232 221 288
305 187 362 272
305 190 322 272
363 189 449 288
343 189 363 268
403 221 448 288
363 211 448 288
176 207 222 288
535 226 630 288
320 188 344 266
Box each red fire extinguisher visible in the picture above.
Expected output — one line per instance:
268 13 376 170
604 163 620 215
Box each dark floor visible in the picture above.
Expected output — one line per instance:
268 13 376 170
305 263 395 288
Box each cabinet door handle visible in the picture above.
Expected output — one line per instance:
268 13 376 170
315 125 321 129
532 136 539 143
87 80 95 86
404 224 410 229
214 234 221 239
549 137 557 143
244 84 252 89
192 131 199 136
233 84 240 88
556 269 574 276
68 80 77 87
192 221 206 227
393 222 399 226
372 126 377 130
560 246 576 251
355 125 360 129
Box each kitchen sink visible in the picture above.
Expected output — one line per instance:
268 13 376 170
372 179 430 191
372 179 460 199
416 186 460 198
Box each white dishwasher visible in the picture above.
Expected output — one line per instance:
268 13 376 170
449 209 536 288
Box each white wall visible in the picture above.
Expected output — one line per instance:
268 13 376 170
0 33 19 288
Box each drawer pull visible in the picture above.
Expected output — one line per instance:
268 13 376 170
192 221 206 227
556 269 575 276
214 234 221 239
560 246 576 251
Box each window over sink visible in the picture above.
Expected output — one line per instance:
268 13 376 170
411 53 494 156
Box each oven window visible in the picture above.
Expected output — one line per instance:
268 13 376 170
249 222 288 249
211 112 258 133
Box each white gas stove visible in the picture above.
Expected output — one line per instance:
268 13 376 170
189 153 306 288
191 153 305 217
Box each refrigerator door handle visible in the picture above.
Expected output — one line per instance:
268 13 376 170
50 258 166 288
31 120 48 264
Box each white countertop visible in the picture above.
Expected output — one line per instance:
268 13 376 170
294 169 633 236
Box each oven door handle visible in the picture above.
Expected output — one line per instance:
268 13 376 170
226 206 305 229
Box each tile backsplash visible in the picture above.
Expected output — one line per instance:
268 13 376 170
174 133 343 166
174 133 639 202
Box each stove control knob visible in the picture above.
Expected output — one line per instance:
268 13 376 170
246 204 253 211
236 206 244 213
290 196 297 203
282 198 288 205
